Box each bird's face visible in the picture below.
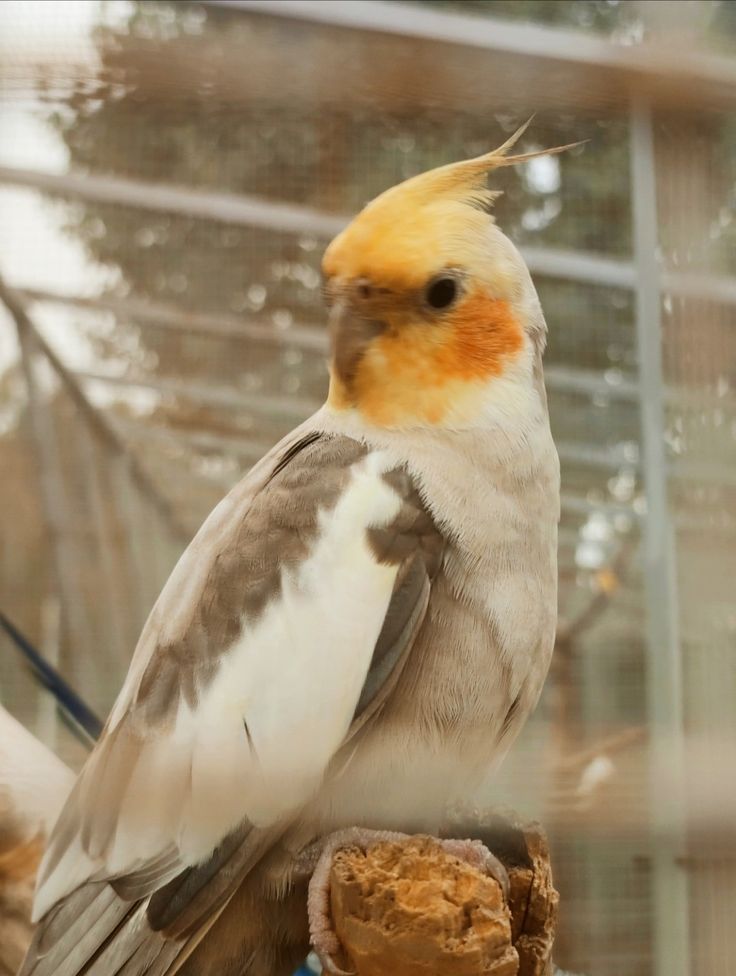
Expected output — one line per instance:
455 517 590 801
322 127 567 430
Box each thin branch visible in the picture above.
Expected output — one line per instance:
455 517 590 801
555 724 647 774
17 286 328 354
555 536 637 650
0 275 190 543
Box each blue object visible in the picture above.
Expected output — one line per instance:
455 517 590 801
0 608 103 744
294 953 321 974
3 609 325 976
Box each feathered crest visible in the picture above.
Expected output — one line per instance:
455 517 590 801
322 120 586 287
383 118 585 213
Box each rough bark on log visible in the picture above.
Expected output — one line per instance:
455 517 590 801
0 705 558 976
327 817 558 976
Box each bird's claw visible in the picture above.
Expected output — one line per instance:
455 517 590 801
304 827 412 974
303 827 510 973
437 837 510 900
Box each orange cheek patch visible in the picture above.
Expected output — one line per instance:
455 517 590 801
441 294 524 381
351 294 524 426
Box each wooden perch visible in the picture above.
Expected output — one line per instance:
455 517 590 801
325 816 558 976
0 709 557 976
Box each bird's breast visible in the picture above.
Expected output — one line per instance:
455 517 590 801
310 488 557 837
304 413 559 836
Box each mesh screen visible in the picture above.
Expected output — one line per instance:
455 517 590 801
1 3 735 974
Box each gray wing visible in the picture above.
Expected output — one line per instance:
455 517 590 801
20 426 444 976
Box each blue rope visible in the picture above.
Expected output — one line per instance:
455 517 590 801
0 609 103 743
1 608 321 975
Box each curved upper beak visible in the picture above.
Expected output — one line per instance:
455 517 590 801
329 299 386 388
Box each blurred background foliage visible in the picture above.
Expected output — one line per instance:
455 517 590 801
1 2 736 974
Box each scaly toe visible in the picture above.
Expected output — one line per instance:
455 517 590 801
440 837 510 900
306 827 411 975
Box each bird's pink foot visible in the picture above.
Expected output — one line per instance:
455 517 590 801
302 827 411 974
438 837 510 899
302 827 509 974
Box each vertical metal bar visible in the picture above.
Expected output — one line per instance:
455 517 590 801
132 488 166 623
107 454 150 650
76 421 128 689
630 99 690 976
13 322 89 672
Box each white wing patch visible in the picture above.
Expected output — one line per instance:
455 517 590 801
179 449 401 840
35 450 401 917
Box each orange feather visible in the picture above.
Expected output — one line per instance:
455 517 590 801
347 293 524 427
323 122 580 426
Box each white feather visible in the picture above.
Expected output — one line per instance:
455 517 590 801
0 706 73 837
36 450 401 915
178 449 401 845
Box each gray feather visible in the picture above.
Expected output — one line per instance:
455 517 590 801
23 884 130 975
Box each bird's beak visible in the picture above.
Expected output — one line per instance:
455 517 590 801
329 299 386 389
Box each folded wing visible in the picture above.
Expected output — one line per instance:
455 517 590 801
21 425 443 976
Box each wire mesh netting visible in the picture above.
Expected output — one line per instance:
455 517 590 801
1 2 736 975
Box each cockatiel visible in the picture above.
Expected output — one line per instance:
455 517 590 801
21 122 565 976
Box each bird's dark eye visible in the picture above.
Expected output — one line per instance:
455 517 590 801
425 275 459 311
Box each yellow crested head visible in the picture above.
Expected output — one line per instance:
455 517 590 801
322 122 581 429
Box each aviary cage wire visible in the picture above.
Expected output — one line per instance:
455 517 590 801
1 2 735 974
